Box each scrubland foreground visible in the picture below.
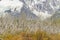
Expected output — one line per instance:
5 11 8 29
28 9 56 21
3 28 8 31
0 14 60 40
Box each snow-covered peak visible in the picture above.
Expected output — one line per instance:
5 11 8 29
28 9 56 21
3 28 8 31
0 0 23 12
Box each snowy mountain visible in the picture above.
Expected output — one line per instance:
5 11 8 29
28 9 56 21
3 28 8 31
20 0 60 20
0 0 60 20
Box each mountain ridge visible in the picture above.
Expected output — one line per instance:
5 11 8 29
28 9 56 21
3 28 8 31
0 0 60 20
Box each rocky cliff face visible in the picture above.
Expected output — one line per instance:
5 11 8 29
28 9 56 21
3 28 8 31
20 0 60 20
0 0 60 20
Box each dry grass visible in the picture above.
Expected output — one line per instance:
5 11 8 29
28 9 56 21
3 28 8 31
1 30 60 40
0 13 60 40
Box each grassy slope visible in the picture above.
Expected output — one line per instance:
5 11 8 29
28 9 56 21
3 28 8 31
0 13 60 40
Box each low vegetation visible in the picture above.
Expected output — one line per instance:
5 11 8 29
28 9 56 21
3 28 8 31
0 13 60 40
